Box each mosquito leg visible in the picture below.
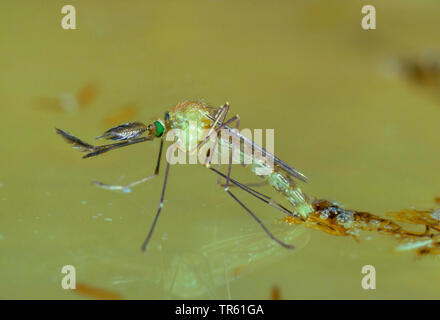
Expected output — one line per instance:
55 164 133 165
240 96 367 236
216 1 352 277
213 104 229 187
197 111 241 186
214 115 269 190
195 114 238 155
225 189 295 249
193 103 230 160
141 161 171 252
209 167 299 218
220 180 268 189
93 139 164 192
202 127 220 168
198 113 241 190
194 104 234 186
204 103 229 143
92 176 155 193
207 166 297 248
191 114 240 165
198 105 226 185
216 160 222 186
224 114 240 190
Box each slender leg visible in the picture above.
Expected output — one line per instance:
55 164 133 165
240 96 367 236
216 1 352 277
224 114 240 190
93 139 164 192
207 169 297 249
199 103 230 185
205 115 295 249
220 180 268 189
196 108 241 188
193 103 230 160
202 104 228 167
200 111 241 188
203 109 266 189
204 114 267 188
225 189 295 249
216 156 222 186
202 103 230 150
209 167 300 218
198 114 239 185
195 115 238 156
141 161 171 252
187 108 239 187
203 113 297 249
213 104 229 186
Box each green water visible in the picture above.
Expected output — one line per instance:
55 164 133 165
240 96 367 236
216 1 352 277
1 0 440 299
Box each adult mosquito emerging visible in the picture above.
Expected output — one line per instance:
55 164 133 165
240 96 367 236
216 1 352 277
56 101 314 252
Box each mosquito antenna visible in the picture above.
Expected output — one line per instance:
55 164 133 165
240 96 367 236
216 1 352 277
82 137 152 158
55 128 153 159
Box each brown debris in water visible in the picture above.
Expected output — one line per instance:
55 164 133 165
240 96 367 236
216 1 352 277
34 82 99 113
397 55 440 105
283 199 440 256
270 286 282 300
74 283 123 300
415 242 440 257
401 58 440 88
76 82 99 108
102 103 140 126
387 209 440 233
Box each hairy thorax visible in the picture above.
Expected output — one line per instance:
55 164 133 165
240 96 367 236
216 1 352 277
168 101 216 151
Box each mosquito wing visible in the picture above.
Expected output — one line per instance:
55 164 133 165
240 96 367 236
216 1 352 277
223 125 309 183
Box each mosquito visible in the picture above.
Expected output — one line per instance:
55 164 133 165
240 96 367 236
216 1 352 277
56 101 315 252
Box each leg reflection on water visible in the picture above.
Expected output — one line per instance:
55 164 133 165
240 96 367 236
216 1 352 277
159 226 308 298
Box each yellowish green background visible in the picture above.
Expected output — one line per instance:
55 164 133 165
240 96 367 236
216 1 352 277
1 0 439 299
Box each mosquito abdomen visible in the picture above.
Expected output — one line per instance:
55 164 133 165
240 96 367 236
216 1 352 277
250 162 314 218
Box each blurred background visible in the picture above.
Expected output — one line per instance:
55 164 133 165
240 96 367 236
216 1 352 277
1 0 440 299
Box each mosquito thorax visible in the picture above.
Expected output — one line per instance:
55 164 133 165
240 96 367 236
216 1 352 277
167 101 215 150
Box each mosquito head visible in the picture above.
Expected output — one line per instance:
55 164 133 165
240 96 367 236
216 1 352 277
147 119 165 138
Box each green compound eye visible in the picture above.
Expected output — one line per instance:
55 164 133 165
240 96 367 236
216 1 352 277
154 121 164 137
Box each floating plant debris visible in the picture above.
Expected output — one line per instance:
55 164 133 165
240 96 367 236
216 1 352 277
283 198 440 256
103 103 140 126
270 286 282 300
74 283 122 300
35 82 99 113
